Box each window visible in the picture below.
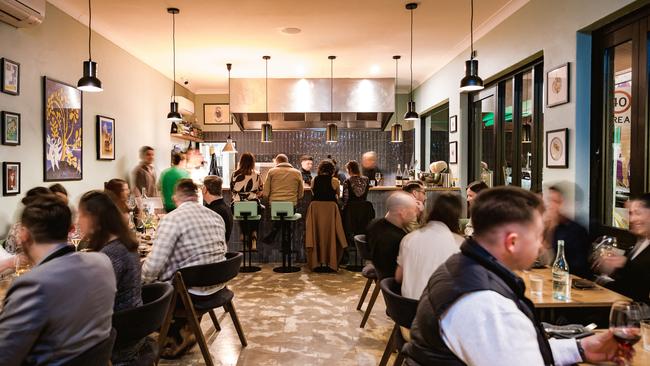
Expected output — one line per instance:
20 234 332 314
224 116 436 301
419 103 450 171
468 61 544 191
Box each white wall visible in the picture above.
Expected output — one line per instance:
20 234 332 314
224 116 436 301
413 0 638 220
0 3 193 234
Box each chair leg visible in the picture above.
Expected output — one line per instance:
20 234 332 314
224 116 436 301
393 352 405 366
208 309 221 331
155 289 177 365
356 277 373 311
176 275 214 366
360 280 380 328
379 325 398 366
226 301 248 347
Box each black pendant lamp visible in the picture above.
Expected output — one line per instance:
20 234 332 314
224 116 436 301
261 56 272 143
77 0 102 92
460 0 484 92
222 63 237 153
404 3 419 121
166 8 182 122
326 55 338 143
391 55 403 143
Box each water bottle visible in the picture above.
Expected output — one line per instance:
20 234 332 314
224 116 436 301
552 240 570 300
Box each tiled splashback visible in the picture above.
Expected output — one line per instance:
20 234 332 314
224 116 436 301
203 130 415 177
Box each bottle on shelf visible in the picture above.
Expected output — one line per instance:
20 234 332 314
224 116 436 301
552 240 570 301
403 164 409 185
395 164 403 187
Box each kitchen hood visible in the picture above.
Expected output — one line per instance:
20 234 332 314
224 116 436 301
230 78 394 130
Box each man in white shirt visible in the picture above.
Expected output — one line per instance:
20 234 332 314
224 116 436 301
403 186 626 366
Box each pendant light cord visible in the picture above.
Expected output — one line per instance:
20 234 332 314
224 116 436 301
330 58 333 119
228 64 232 135
265 57 268 119
172 11 176 101
470 0 474 60
409 7 413 102
87 0 92 61
395 57 399 120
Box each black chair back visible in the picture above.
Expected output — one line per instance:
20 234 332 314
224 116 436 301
112 282 174 348
379 277 419 328
179 252 243 288
65 328 116 366
354 235 371 261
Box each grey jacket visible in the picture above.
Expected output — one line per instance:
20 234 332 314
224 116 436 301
0 245 117 366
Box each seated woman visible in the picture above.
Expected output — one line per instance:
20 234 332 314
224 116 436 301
104 178 137 225
77 190 146 365
463 180 489 236
396 193 463 300
311 159 339 201
230 152 264 248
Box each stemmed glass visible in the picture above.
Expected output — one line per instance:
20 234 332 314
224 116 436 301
375 172 382 186
610 300 642 365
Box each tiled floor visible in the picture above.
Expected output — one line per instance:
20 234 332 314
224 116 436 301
159 265 394 366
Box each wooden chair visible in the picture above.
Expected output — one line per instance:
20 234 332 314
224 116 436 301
378 277 419 366
66 328 117 366
354 234 381 328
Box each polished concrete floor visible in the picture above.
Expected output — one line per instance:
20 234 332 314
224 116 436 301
159 264 394 366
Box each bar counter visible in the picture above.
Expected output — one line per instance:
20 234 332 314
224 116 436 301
221 186 461 263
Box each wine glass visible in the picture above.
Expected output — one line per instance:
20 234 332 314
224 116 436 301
375 172 382 186
610 301 642 365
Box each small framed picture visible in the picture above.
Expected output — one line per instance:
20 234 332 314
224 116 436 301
546 128 569 168
3 162 20 196
449 141 458 164
96 115 115 160
449 115 458 133
546 63 570 107
1 58 20 95
1 111 20 145
204 103 232 125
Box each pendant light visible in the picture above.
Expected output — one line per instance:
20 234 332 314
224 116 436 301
77 0 102 92
260 56 272 143
222 63 237 153
404 3 419 121
325 55 338 143
460 0 484 92
166 8 182 122
391 55 403 143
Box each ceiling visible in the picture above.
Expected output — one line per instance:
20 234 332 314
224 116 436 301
49 0 528 94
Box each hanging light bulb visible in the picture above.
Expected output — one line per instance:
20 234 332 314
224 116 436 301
403 3 419 121
166 8 182 122
460 0 484 92
261 55 272 143
326 55 338 143
391 55 403 143
77 0 102 92
222 63 237 153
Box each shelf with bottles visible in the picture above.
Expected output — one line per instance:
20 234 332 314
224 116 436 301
170 120 204 142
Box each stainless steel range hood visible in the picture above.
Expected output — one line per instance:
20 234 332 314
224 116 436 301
230 78 395 130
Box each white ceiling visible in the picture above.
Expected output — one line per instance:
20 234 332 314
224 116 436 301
49 0 528 94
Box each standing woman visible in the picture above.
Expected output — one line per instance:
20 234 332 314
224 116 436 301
77 191 145 365
311 160 340 202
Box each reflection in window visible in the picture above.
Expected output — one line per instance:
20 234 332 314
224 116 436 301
521 70 534 190
504 79 514 185
475 94 496 186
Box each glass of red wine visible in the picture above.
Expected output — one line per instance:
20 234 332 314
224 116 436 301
610 300 642 365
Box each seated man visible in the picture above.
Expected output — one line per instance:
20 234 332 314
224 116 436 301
367 191 418 280
262 154 304 243
402 181 426 232
597 193 650 303
0 194 116 365
404 187 624 366
142 179 227 357
202 176 233 243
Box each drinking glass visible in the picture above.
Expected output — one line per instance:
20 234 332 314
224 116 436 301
641 319 650 351
14 253 31 277
375 172 382 186
610 301 643 365
529 275 543 296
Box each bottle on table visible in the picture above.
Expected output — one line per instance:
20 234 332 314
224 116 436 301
552 240 570 301
396 164 403 187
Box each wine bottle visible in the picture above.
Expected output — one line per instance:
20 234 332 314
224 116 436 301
396 164 403 187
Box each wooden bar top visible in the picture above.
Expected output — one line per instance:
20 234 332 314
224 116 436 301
517 269 630 308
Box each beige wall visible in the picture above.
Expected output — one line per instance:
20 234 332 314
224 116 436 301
0 3 193 234
413 0 639 220
195 93 235 132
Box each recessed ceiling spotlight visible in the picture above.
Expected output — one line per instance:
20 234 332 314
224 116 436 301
280 27 302 34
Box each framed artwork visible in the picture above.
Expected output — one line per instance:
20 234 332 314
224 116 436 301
43 77 83 181
546 128 569 168
96 115 115 160
3 162 20 196
449 141 458 164
1 111 20 145
1 58 19 95
204 103 232 125
449 115 458 133
546 63 570 107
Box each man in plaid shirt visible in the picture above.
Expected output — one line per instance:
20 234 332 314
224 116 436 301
141 178 226 357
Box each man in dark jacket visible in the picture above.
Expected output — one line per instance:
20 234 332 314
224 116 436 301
202 176 233 243
404 186 624 366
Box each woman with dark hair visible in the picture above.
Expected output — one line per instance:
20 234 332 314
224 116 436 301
464 180 489 236
341 160 369 210
396 193 463 299
230 152 263 204
48 183 68 202
311 159 339 202
104 179 131 215
340 160 375 266
77 190 145 365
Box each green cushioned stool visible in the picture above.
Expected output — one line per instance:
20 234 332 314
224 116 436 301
234 201 262 273
271 202 301 273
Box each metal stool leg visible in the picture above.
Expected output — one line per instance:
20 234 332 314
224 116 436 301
239 218 261 273
273 218 300 273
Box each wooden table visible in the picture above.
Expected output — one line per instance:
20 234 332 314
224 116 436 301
517 269 630 308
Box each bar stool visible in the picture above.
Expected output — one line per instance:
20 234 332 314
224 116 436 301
271 202 302 273
234 201 262 273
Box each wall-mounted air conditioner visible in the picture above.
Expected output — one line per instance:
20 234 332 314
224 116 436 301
174 95 195 116
0 0 45 28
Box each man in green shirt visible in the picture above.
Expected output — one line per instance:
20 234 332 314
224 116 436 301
159 152 189 212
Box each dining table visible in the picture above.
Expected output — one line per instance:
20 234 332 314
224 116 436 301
578 331 649 365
